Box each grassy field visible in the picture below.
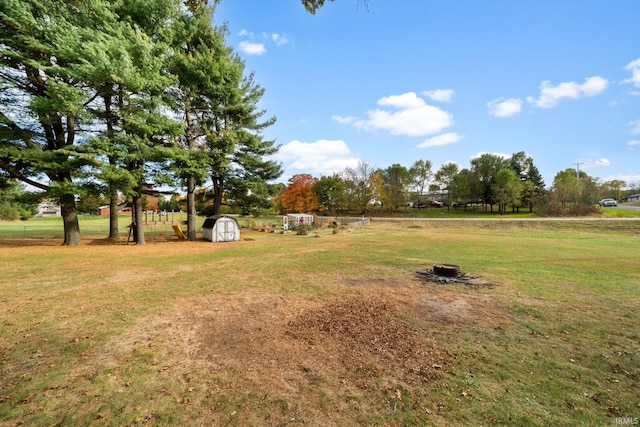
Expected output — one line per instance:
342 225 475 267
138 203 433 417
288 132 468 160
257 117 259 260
0 218 639 426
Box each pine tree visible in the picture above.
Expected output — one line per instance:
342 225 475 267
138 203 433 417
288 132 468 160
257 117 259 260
0 0 118 244
168 7 238 239
206 69 282 217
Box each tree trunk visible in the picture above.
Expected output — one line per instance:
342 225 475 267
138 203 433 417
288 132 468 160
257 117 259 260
186 175 196 241
132 195 146 245
212 174 223 216
60 193 81 246
109 186 119 239
184 109 197 240
105 94 119 240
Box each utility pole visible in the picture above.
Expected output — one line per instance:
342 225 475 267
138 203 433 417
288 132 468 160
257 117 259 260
573 163 583 179
573 163 583 205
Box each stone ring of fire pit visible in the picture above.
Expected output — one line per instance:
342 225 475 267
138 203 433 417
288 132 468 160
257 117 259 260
433 264 461 277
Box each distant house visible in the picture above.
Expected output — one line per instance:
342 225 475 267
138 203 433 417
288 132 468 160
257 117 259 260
622 193 640 203
98 205 132 216
35 200 61 217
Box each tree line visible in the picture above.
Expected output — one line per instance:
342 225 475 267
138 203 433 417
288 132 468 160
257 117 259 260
277 153 638 216
0 0 284 244
2 1 636 235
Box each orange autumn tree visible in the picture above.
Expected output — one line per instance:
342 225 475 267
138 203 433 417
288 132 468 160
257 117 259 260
278 174 320 213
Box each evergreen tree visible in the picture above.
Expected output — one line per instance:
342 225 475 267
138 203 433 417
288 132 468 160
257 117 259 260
89 0 182 244
508 151 545 212
0 0 116 244
168 6 236 238
206 70 281 216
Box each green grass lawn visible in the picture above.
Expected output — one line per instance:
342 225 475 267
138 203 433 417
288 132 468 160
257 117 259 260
0 219 639 426
0 214 197 240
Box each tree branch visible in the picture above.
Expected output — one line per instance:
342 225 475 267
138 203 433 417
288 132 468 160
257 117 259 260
0 158 49 191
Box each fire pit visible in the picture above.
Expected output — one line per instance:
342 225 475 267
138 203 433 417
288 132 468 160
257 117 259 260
433 264 461 277
414 264 493 287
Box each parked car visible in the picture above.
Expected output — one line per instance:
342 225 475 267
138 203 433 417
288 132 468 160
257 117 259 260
598 198 617 207
429 200 444 208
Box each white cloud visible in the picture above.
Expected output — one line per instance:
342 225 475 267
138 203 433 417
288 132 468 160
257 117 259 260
623 57 640 88
629 119 640 134
331 115 356 124
237 30 289 56
276 139 360 175
354 92 454 137
487 97 522 118
627 140 640 150
378 92 425 109
580 76 609 96
527 76 609 108
582 158 611 169
602 172 640 186
422 89 454 103
239 41 266 55
417 132 462 148
271 33 289 46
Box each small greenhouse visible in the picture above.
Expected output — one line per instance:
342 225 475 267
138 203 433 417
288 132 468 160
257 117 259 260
284 213 314 230
201 215 240 242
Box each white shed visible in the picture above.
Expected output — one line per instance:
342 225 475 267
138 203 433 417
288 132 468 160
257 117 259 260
201 215 240 242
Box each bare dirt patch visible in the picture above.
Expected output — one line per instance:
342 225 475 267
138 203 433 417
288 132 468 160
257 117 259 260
78 271 504 425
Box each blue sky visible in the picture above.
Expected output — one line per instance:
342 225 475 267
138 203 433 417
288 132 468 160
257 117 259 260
213 0 640 188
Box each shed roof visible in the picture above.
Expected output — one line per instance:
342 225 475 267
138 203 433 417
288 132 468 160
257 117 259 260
202 215 239 229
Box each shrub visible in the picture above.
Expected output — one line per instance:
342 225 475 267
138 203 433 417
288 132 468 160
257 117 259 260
0 203 20 221
295 224 309 235
566 204 599 216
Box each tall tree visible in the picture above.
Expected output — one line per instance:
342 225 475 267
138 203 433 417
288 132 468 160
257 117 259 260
552 168 577 209
168 6 232 239
343 160 376 214
278 174 319 213
163 2 282 228
435 162 459 208
105 0 183 244
508 151 545 212
88 0 182 240
381 164 410 211
492 168 522 213
469 153 509 210
600 179 626 201
0 0 114 244
409 159 433 204
449 168 472 210
205 67 281 217
312 174 346 215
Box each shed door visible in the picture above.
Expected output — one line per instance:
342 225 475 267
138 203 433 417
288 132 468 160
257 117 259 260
216 220 236 242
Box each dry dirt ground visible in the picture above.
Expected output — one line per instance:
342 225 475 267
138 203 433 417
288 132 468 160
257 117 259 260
2 235 505 425
99 286 501 425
